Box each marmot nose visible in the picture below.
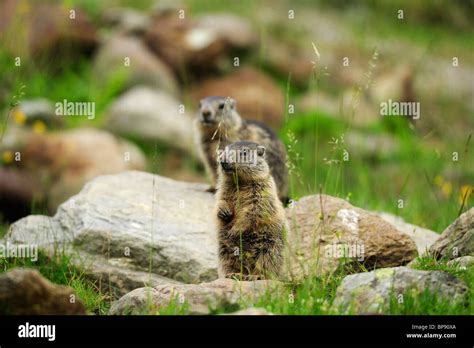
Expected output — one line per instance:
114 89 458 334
202 110 211 119
220 161 232 171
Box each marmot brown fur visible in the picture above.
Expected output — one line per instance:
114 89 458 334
194 96 289 203
215 141 286 280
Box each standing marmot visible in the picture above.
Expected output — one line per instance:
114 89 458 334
215 141 286 280
194 96 289 203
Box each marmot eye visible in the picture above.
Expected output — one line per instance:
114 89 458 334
218 102 225 110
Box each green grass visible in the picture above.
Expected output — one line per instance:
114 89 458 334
152 257 473 315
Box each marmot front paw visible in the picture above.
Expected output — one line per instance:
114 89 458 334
225 273 263 281
217 206 233 222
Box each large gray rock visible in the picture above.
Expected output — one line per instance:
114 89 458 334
109 278 278 315
430 208 474 260
93 36 178 95
104 87 196 155
332 267 468 314
379 212 440 255
4 172 218 297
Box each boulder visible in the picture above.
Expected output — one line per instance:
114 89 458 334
189 67 285 130
447 256 474 269
1 128 146 216
284 195 418 280
0 268 86 315
4 172 218 297
378 212 440 255
104 87 196 155
109 278 278 315
0 0 97 61
332 267 468 314
195 14 258 50
24 128 146 211
144 13 256 77
102 7 151 35
93 36 178 95
429 208 474 260
144 14 225 77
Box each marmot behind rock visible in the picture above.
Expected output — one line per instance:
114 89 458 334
215 141 286 280
194 96 289 203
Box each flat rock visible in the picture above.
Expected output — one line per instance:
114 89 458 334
0 268 86 315
284 195 418 280
109 278 278 315
4 172 218 297
378 212 440 255
430 208 474 260
332 266 468 314
104 87 196 155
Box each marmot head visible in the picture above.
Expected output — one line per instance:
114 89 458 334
197 96 240 129
218 141 270 182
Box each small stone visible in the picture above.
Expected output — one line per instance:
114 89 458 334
0 268 86 315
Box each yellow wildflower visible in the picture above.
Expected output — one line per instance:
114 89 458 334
2 151 13 164
13 108 26 125
434 175 444 187
459 185 473 205
32 120 46 134
441 182 452 198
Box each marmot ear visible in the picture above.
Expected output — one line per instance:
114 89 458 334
257 145 265 157
229 98 236 109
